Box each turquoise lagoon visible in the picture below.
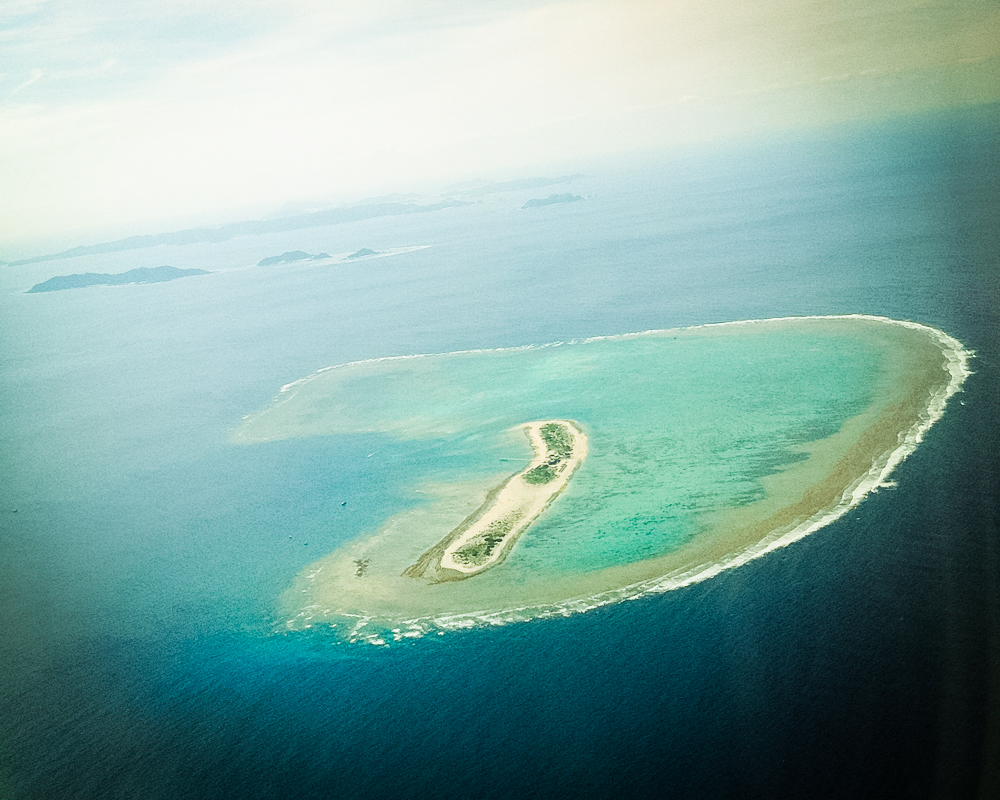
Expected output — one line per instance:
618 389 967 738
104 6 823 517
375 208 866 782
233 315 969 642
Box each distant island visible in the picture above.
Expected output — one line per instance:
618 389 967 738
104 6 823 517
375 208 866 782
346 248 380 259
7 176 589 268
26 265 209 293
10 200 468 267
257 251 330 266
522 193 584 209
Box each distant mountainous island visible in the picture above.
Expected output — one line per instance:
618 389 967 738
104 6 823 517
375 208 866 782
26 265 210 294
7 175 587 268
9 200 471 267
256 248 381 265
257 251 330 266
522 194 584 209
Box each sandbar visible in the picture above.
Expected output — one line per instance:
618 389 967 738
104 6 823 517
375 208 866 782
404 420 587 581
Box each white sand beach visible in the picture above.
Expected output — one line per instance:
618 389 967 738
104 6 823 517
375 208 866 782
438 420 588 574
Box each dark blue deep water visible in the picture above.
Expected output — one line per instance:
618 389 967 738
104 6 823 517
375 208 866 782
1 105 998 799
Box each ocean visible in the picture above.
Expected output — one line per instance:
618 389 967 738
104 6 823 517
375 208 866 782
1 104 998 798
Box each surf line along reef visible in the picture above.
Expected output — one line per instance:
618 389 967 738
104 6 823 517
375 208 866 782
404 420 587 582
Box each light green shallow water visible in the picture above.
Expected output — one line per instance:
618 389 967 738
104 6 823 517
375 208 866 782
233 316 966 641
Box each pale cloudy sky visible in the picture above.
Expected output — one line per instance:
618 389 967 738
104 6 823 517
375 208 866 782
2 0 998 250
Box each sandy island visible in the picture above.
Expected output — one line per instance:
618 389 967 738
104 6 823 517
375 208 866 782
403 420 587 582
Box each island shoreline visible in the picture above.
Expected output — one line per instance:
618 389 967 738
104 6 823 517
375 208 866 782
404 420 587 582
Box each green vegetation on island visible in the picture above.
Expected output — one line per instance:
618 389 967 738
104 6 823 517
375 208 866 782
451 513 521 566
523 464 557 484
541 422 573 456
523 423 574 484
346 248 380 259
26 265 209 293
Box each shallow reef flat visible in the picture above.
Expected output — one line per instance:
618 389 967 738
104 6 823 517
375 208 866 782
232 316 970 643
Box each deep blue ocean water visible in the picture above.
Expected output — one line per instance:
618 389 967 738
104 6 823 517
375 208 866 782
1 105 998 799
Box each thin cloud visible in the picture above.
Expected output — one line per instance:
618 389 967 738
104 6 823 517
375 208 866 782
1 0 998 249
11 68 44 94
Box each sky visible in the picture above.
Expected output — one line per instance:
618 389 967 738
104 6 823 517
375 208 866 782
1 0 998 253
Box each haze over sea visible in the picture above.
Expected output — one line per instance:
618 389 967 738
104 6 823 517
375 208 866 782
1 106 999 798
